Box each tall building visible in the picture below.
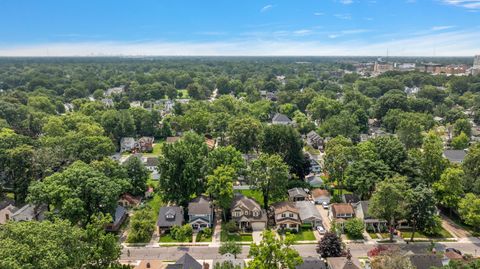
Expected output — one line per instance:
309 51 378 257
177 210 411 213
473 55 480 75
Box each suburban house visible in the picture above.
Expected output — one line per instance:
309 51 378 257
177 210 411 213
142 156 160 180
311 189 331 205
328 203 355 222
166 253 202 269
10 204 47 222
272 113 292 125
230 194 267 231
101 98 114 107
0 199 16 224
306 131 324 150
288 188 309 202
341 194 360 204
118 193 142 208
120 137 136 152
134 260 166 269
443 149 467 164
296 258 327 269
295 201 323 228
137 137 155 152
406 253 443 269
188 196 213 231
214 253 245 269
309 159 322 174
306 174 324 187
354 201 386 232
271 201 302 232
105 205 128 232
157 206 184 233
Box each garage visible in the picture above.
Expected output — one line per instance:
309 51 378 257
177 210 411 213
251 222 266 231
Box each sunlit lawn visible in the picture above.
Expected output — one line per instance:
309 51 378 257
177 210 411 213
292 228 316 241
400 227 453 239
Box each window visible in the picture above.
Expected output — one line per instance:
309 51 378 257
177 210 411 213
233 210 241 217
289 213 294 218
244 210 249 216
253 211 259 217
281 213 286 218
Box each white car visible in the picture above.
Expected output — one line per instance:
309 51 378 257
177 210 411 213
316 226 326 234
322 201 329 209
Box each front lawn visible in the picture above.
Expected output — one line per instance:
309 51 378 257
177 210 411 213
346 233 364 240
159 233 192 243
293 228 316 241
368 233 379 239
399 227 453 239
196 230 213 242
143 143 163 157
220 225 253 242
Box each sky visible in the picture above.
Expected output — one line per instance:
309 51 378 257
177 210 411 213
0 0 479 56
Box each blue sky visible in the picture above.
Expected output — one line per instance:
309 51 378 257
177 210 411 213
0 0 479 56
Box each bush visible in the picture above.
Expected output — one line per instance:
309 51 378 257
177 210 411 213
225 220 238 233
126 210 155 243
202 227 213 237
331 194 342 203
171 224 193 242
344 218 364 238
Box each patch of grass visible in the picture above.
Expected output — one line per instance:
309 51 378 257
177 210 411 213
143 143 163 157
292 228 316 241
368 233 379 239
399 227 453 239
332 189 352 196
304 145 321 155
236 189 264 207
177 89 189 99
346 233 364 240
196 231 213 242
146 192 163 223
220 224 253 242
159 233 192 243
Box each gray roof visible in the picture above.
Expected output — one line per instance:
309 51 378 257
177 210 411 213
113 205 127 226
408 254 443 269
288 188 308 198
144 157 159 167
157 206 184 228
443 150 467 163
0 199 15 211
231 193 261 211
296 258 327 269
306 175 324 186
342 194 360 204
326 257 361 269
166 253 202 269
272 113 292 123
295 201 322 221
188 196 212 215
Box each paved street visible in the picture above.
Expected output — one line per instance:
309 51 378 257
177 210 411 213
121 238 480 262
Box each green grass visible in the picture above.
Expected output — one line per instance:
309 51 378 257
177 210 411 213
399 227 453 239
346 233 364 240
159 233 192 243
292 228 316 241
177 89 190 98
332 189 352 196
368 233 379 239
236 189 264 207
142 143 163 157
304 145 321 155
196 231 213 242
146 192 163 223
220 225 253 242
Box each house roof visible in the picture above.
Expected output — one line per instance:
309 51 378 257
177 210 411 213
166 253 202 269
120 193 142 206
143 157 159 167
166 136 181 143
134 260 166 269
296 258 327 269
311 189 330 199
288 188 308 198
443 150 467 163
307 175 324 186
295 201 322 221
272 113 292 123
0 199 15 211
121 137 136 145
326 257 361 269
188 196 212 215
113 205 127 226
271 201 299 215
231 194 262 211
407 254 443 269
11 204 45 219
157 206 184 227
342 194 360 204
331 203 354 216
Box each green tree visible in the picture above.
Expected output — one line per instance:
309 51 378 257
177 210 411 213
372 136 407 173
219 241 242 258
170 224 193 242
260 124 307 179
158 131 208 206
249 154 290 209
453 118 472 137
344 218 364 239
369 176 411 242
396 119 423 149
463 143 480 193
433 168 464 214
451 132 469 150
324 136 353 193
306 95 341 123
28 161 128 225
206 165 235 220
227 117 262 153
421 131 447 185
126 209 155 243
406 184 440 242
206 146 245 176
345 159 391 200
123 156 149 196
458 193 480 232
247 230 302 269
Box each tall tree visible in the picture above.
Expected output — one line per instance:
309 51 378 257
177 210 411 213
219 241 242 258
345 159 391 200
458 193 480 232
372 136 407 173
247 230 302 269
122 156 149 196
463 143 480 193
249 154 290 209
206 146 245 176
324 136 353 193
406 184 440 242
206 165 235 220
433 168 464 215
396 119 423 149
227 117 262 153
369 176 411 242
158 131 208 206
421 131 447 185
260 124 307 179
28 161 128 225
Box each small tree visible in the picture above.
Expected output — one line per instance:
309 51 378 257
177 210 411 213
344 218 364 239
126 209 155 243
458 193 480 232
171 224 193 242
451 132 469 150
316 232 343 258
219 241 242 258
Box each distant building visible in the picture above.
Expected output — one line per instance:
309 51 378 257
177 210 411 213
373 61 394 73
10 204 47 222
105 86 125 96
272 113 292 125
473 55 480 76
443 149 467 164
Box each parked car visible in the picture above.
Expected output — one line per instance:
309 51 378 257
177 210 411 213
316 226 326 234
322 201 329 209
446 248 462 255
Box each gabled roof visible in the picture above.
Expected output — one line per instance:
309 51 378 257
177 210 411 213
331 203 355 216
271 201 299 215
326 257 361 269
157 206 184 227
231 194 261 212
443 150 467 163
311 189 330 199
296 258 327 269
295 201 322 221
166 253 202 269
272 113 292 123
288 188 308 198
407 254 443 269
342 194 360 204
113 205 127 226
188 196 212 215
306 175 324 186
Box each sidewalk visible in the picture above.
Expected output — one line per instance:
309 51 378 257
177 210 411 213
210 212 223 247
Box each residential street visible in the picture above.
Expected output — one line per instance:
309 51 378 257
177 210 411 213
120 239 480 261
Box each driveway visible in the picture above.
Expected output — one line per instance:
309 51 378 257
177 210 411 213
441 213 471 238
252 231 263 243
316 204 331 231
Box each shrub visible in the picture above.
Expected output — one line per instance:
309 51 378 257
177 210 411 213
344 218 364 238
171 224 193 242
202 227 213 237
126 209 155 243
225 220 238 233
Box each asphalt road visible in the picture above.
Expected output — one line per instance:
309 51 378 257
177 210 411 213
120 240 480 261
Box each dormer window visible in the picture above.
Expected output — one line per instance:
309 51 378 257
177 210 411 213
253 211 259 217
166 214 175 220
